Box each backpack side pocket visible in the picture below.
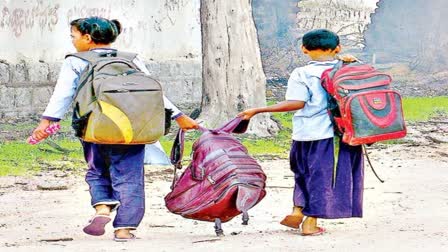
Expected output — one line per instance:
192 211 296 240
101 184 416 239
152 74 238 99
72 109 92 138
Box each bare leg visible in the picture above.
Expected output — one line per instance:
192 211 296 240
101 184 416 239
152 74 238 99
95 204 111 216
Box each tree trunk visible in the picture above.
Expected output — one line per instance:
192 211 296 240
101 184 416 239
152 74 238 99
200 0 278 136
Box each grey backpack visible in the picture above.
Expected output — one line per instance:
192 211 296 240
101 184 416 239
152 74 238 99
68 50 165 144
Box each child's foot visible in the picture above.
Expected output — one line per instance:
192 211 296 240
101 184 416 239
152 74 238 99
301 217 325 236
301 226 326 236
83 214 111 236
114 229 136 242
280 206 304 229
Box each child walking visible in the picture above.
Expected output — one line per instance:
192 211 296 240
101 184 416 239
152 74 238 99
30 16 198 241
238 29 364 236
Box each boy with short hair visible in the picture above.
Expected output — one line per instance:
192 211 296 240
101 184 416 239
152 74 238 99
238 29 364 236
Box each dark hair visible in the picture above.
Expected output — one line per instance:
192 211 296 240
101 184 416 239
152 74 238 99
70 17 122 44
302 29 339 51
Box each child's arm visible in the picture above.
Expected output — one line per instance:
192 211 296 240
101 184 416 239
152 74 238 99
238 100 305 120
29 58 82 144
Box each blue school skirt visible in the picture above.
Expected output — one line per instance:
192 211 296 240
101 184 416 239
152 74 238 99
290 137 364 218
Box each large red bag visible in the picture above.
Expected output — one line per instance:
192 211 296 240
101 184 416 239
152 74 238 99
164 117 266 236
321 61 407 146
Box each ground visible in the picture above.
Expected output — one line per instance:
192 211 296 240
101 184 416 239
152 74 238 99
0 121 447 252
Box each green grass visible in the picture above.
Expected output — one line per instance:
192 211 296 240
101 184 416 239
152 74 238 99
1 96 447 176
402 96 448 121
0 139 84 176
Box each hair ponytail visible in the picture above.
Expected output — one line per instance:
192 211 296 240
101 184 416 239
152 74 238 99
110 19 122 36
70 17 122 44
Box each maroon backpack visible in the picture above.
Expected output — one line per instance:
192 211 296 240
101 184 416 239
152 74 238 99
164 117 266 236
321 61 407 146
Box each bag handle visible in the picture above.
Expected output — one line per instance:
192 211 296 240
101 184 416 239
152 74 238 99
212 117 244 134
169 116 248 188
169 109 205 188
170 116 245 168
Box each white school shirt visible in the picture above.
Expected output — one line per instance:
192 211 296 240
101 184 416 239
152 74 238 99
285 60 338 141
42 48 182 121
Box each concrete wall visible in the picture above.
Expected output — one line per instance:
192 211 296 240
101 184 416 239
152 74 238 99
0 0 202 119
5 0 437 119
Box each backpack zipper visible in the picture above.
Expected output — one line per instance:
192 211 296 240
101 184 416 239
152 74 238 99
335 73 391 90
103 89 159 93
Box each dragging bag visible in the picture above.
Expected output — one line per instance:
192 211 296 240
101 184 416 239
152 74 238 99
164 117 266 236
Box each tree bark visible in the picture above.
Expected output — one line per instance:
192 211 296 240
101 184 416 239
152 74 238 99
200 0 278 136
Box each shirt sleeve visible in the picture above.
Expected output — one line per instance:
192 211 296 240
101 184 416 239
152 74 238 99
42 58 82 121
285 68 310 102
132 56 183 119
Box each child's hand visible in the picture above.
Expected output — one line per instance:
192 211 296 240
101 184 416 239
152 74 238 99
30 119 51 141
175 114 199 131
337 54 358 63
28 119 60 144
237 108 258 120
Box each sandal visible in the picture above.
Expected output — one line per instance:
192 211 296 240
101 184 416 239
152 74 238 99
83 215 111 236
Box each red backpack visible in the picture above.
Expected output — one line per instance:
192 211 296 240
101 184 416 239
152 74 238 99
164 117 266 236
321 61 407 146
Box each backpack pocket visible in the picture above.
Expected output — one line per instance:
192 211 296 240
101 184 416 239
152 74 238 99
83 89 165 144
343 90 406 145
71 109 91 138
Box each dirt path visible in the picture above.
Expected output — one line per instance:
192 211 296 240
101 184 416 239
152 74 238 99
1 121 447 251
1 137 448 251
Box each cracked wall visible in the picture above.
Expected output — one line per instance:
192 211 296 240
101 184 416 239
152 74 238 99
0 0 202 119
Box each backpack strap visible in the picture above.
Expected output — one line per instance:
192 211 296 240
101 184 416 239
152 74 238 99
170 116 246 173
362 145 385 183
65 50 138 65
116 51 138 61
65 51 101 65
169 110 204 188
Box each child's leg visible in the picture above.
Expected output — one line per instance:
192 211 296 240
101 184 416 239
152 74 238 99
339 142 364 217
82 142 119 236
108 144 146 238
83 142 120 210
95 204 112 216
292 206 304 216
280 141 307 228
